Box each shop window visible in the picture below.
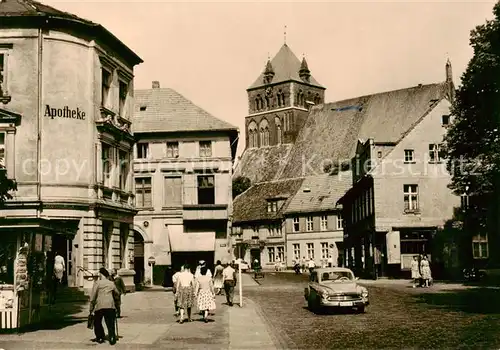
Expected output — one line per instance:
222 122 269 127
118 80 128 117
137 143 149 159
197 175 215 204
472 233 488 259
199 141 212 158
166 141 179 158
135 177 152 208
0 234 16 285
101 143 112 187
118 150 129 190
403 184 419 212
101 68 112 108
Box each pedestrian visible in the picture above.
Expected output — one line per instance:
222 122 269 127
410 255 421 288
195 260 212 279
89 267 119 345
420 255 432 288
301 257 306 274
275 256 281 271
110 269 126 318
418 254 423 287
195 265 216 323
51 251 65 304
213 260 224 295
307 258 316 274
172 266 182 316
222 262 237 306
175 264 195 324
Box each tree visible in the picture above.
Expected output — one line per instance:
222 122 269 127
0 165 17 207
232 176 251 199
444 2 500 262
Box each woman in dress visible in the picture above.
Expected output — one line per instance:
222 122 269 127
195 265 216 323
175 264 195 323
212 260 224 295
420 255 432 288
53 252 65 282
410 255 421 288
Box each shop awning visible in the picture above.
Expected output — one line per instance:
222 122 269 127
168 232 215 252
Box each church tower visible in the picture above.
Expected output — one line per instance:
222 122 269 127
245 44 326 149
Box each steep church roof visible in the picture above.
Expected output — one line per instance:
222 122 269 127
133 87 238 134
248 44 324 90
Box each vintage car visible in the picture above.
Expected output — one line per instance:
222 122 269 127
304 267 369 313
234 258 250 272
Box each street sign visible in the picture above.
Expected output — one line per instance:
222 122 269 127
148 256 156 266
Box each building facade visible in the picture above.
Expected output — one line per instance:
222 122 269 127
338 66 460 279
132 82 238 284
284 174 351 268
0 0 142 329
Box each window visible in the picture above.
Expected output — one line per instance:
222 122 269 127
199 141 212 157
404 149 414 163
166 142 179 158
293 244 300 261
248 121 258 148
377 151 382 158
307 243 314 260
267 200 279 212
306 216 314 232
101 68 112 107
337 214 343 230
428 143 443 163
137 143 149 159
102 143 112 187
259 119 270 147
321 242 329 259
268 247 275 263
0 132 5 167
197 175 215 204
0 52 8 98
164 176 182 206
118 80 128 117
135 177 152 208
102 221 112 268
293 217 300 232
277 246 285 262
283 112 292 132
320 215 328 231
472 233 488 259
118 150 129 190
403 184 419 212
269 224 282 236
442 115 450 126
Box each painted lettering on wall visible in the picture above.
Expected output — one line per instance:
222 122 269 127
44 105 86 120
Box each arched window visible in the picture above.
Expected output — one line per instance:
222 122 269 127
259 119 269 147
248 121 257 148
275 117 282 145
297 90 304 107
255 98 259 111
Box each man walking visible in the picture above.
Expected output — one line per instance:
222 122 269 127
222 262 237 306
90 268 119 345
110 269 126 318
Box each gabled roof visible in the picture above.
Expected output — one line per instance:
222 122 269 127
133 88 238 134
232 178 305 224
232 144 293 184
284 173 352 214
0 0 142 65
278 82 449 179
248 44 323 90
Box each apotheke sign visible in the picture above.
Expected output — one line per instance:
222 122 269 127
44 105 86 120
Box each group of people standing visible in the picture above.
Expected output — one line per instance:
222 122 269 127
171 260 237 324
411 254 433 288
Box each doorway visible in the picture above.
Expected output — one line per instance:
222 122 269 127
133 231 145 285
52 235 70 286
250 249 261 265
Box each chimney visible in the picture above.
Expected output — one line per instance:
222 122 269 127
152 81 160 89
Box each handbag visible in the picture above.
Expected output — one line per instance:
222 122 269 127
87 313 94 329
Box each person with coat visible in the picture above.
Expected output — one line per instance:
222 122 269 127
89 267 119 345
110 269 126 318
195 265 216 323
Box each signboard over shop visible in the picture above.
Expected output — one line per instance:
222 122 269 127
44 105 86 120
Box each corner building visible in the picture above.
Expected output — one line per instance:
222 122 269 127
0 0 142 329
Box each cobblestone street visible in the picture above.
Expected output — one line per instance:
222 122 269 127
246 272 500 349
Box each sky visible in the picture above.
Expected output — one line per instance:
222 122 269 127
44 0 497 157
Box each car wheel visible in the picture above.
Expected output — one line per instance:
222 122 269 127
307 296 314 310
357 305 365 313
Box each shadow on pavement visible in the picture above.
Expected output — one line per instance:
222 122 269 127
413 287 500 314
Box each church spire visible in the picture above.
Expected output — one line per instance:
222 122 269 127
263 59 275 84
299 56 310 82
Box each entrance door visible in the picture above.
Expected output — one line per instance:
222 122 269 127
52 235 69 286
133 231 145 285
250 249 261 265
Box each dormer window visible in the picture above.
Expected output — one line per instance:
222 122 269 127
267 199 283 212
